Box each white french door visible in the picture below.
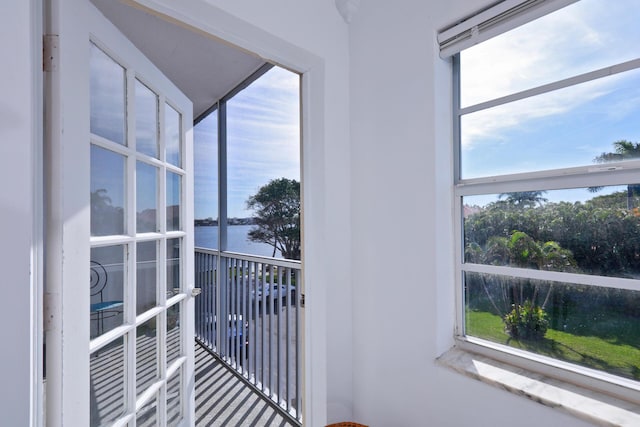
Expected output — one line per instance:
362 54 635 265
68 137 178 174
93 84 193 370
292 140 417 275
46 1 195 426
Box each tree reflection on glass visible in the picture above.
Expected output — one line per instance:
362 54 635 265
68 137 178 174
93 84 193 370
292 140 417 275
91 145 125 236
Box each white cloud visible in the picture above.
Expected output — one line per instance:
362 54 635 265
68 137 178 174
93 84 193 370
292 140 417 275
461 78 611 148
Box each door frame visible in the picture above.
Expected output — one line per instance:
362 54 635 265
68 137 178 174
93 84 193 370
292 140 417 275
40 0 326 425
127 1 327 424
44 0 91 424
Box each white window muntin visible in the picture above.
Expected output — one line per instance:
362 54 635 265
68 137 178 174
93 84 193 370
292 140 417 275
459 57 640 118
462 263 640 293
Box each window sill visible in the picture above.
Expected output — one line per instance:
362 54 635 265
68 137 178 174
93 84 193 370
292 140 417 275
436 346 640 427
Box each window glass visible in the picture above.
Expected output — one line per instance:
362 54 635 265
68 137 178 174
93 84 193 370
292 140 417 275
166 172 181 231
460 0 640 108
226 67 300 258
464 185 640 278
91 145 126 236
165 103 181 167
137 161 158 233
167 370 183 426
167 301 181 368
167 238 181 294
136 393 158 427
90 337 126 425
90 245 125 339
137 240 157 314
194 113 218 249
136 79 159 158
90 43 126 144
465 272 640 381
460 68 640 179
136 318 158 396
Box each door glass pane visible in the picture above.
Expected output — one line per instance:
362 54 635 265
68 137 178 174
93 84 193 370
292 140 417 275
167 172 181 231
136 394 158 427
91 145 126 236
167 302 181 368
137 241 157 314
165 103 181 167
136 318 158 396
90 43 126 145
136 79 159 158
90 337 125 425
167 370 183 426
167 238 181 295
137 162 158 233
90 246 125 339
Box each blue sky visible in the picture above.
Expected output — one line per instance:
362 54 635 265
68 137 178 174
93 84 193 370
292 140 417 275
460 0 640 206
194 66 300 219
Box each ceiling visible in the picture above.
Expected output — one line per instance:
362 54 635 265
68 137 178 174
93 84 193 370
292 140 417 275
91 0 267 119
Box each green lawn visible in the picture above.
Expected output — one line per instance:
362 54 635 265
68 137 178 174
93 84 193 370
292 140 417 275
466 310 640 380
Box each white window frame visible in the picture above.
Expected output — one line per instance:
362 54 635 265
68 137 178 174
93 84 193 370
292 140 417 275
446 0 640 408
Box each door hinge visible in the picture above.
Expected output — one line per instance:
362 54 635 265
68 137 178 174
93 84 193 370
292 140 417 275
300 293 305 308
43 292 58 332
43 34 59 72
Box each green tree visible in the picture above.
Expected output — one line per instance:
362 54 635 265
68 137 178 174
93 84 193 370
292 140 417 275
591 140 640 210
246 178 301 260
464 195 640 338
498 191 548 208
465 230 577 315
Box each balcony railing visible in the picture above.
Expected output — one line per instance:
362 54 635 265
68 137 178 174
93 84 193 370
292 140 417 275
194 248 302 424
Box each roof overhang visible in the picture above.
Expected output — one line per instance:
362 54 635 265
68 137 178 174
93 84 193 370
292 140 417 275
91 0 267 118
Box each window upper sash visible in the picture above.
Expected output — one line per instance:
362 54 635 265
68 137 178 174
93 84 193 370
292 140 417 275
437 0 578 58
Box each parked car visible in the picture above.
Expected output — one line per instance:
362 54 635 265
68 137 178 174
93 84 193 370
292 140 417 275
251 284 296 315
201 313 249 360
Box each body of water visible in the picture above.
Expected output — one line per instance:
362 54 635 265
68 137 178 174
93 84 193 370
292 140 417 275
195 225 281 258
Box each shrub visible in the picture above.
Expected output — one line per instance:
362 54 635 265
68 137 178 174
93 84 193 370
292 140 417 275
504 300 549 340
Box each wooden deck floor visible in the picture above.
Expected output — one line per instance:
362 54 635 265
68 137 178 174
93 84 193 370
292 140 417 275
195 343 297 427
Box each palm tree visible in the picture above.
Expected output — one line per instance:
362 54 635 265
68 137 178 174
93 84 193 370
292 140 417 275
591 140 640 210
498 191 548 208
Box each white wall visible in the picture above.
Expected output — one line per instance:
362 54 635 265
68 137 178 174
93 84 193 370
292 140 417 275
0 0 38 425
348 1 594 426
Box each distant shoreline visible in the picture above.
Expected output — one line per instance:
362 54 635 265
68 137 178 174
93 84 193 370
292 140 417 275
194 217 255 227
